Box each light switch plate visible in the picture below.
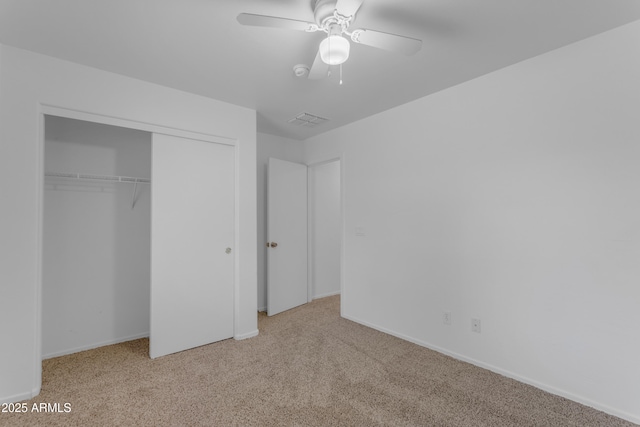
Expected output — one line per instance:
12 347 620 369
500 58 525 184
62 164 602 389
443 311 451 325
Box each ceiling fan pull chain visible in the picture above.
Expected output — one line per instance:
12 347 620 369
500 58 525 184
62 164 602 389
327 32 332 78
340 63 343 85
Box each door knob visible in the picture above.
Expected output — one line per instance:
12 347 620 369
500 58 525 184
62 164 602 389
270 242 278 248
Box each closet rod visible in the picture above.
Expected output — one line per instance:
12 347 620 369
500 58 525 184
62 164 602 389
45 172 151 184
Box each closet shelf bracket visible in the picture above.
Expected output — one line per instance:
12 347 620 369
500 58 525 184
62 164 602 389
131 181 139 210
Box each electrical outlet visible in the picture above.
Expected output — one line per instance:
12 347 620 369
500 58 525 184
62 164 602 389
443 311 451 325
472 318 481 333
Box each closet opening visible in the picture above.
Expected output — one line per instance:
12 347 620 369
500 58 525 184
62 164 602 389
42 115 152 360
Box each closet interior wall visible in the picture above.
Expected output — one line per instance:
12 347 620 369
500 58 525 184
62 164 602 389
43 116 151 358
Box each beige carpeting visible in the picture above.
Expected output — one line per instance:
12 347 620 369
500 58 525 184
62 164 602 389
1 296 635 427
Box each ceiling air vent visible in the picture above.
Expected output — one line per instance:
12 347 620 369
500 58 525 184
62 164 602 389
287 112 329 128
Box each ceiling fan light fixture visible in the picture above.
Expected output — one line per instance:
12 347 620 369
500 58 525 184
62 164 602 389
319 35 350 65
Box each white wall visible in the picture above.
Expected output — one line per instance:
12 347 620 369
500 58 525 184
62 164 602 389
43 116 151 358
0 44 258 403
309 160 341 299
256 132 304 311
303 20 640 424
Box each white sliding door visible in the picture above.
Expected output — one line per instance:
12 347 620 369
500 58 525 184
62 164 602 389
150 133 235 358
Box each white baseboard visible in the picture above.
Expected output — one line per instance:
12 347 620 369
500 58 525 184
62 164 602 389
42 332 149 360
313 290 341 300
235 329 259 340
0 386 40 404
258 292 339 312
341 313 640 426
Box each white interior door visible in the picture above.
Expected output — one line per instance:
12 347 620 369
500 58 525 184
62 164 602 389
267 158 308 316
150 133 235 358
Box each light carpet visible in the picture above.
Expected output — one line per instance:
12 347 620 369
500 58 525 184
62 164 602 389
1 296 635 426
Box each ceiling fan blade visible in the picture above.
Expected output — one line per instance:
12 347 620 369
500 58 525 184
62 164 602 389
351 28 422 55
335 0 364 18
237 13 318 32
308 50 329 80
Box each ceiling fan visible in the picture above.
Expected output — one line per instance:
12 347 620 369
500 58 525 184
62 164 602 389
237 0 422 81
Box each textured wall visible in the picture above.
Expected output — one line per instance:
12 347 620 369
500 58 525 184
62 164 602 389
303 21 640 424
0 44 257 403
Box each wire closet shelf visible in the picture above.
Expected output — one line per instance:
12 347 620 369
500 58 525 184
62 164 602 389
45 171 150 184
45 171 151 209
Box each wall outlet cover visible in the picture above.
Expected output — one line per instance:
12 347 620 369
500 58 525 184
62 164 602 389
472 318 481 333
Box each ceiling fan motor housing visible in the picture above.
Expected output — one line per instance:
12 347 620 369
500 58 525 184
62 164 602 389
314 0 339 26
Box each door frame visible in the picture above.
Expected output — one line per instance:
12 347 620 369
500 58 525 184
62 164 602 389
306 154 345 314
35 104 240 368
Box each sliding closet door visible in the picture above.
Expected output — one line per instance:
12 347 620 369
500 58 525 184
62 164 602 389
150 133 234 359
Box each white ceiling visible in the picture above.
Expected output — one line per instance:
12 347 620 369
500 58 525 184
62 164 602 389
1 0 639 141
